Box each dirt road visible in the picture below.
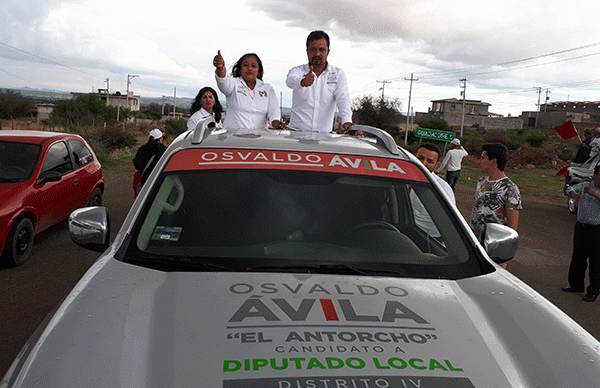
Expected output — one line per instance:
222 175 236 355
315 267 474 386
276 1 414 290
0 168 597 377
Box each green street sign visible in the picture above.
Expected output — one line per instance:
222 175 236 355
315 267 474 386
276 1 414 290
415 127 456 142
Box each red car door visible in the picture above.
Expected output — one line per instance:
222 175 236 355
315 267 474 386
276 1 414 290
66 138 99 208
35 141 79 231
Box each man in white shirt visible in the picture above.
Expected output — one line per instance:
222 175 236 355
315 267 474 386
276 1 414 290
286 30 354 133
437 138 468 192
412 143 455 238
416 143 455 203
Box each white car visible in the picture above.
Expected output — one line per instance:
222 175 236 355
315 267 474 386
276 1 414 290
564 153 600 214
3 121 600 387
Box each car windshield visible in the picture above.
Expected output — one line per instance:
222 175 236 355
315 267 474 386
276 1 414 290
0 141 42 182
124 151 491 279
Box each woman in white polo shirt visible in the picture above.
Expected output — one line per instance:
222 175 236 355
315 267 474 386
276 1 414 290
213 51 286 130
187 86 223 131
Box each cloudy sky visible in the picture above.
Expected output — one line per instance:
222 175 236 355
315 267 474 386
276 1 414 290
2 0 600 117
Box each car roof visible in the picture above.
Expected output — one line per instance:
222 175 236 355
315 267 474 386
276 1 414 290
170 121 412 161
0 130 74 144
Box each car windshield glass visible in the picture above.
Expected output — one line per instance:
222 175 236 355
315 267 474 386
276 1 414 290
125 165 490 279
0 141 42 182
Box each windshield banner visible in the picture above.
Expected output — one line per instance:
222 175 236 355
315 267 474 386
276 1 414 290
165 149 428 181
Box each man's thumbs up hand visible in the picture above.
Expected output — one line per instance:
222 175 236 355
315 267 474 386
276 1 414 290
301 65 315 87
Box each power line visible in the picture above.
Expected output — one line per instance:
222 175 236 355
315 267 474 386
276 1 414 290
1 68 48 89
0 41 105 80
376 80 391 98
395 41 600 81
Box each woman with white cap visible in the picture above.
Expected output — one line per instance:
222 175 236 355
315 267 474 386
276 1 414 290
132 129 167 193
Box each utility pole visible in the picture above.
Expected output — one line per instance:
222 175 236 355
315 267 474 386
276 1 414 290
544 88 550 112
161 96 167 116
173 87 177 117
376 80 391 99
127 74 139 111
534 87 542 128
459 78 466 137
105 78 110 106
404 73 418 146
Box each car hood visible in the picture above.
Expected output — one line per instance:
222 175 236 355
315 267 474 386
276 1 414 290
5 257 600 388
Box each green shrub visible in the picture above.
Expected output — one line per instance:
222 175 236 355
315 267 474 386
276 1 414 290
163 118 187 138
485 132 512 148
526 134 545 147
417 118 451 131
96 126 138 151
555 144 575 162
134 110 163 120
381 124 401 138
85 138 110 166
47 95 127 128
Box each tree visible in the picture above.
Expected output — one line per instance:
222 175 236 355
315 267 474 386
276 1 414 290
47 95 126 128
0 90 37 119
417 118 451 131
352 95 404 135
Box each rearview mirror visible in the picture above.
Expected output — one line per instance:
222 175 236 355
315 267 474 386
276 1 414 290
69 206 110 252
482 223 519 264
36 171 62 185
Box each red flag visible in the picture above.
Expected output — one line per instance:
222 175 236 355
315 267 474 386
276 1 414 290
556 165 570 176
556 120 578 140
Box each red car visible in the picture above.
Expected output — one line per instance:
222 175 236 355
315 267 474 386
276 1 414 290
0 130 104 265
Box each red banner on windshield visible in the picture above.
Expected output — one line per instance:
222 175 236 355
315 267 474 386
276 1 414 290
165 149 428 182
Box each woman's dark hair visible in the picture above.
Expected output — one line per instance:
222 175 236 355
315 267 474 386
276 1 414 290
144 137 162 153
231 53 263 80
190 87 223 122
482 142 509 171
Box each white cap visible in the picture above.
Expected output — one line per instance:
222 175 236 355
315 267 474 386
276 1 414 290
150 129 164 140
451 138 460 146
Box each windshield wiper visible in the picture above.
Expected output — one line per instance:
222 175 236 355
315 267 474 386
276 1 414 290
248 263 413 277
248 263 366 275
126 256 234 272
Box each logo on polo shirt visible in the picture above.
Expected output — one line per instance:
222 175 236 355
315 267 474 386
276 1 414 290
259 91 268 97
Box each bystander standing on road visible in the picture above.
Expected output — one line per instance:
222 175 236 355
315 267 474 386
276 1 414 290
132 129 167 197
437 138 468 192
286 30 354 133
573 129 594 163
589 127 600 160
470 143 522 268
562 165 600 302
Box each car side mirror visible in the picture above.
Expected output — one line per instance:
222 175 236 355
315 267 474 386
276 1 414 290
482 223 519 264
69 206 110 252
36 171 62 185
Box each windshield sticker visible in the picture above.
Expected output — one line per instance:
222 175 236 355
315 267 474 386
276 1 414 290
151 226 182 241
215 279 476 386
165 149 428 181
